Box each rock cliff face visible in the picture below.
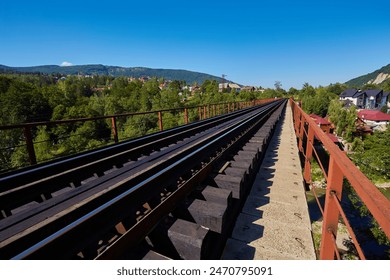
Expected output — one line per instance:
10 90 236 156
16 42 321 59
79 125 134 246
368 72 390 84
345 63 390 86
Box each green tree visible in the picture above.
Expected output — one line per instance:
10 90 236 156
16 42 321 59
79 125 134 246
362 83 380 90
238 90 256 101
327 83 348 95
153 88 182 110
274 81 283 91
288 87 299 97
0 79 51 124
34 126 54 162
381 79 390 92
301 87 337 117
351 126 390 181
201 80 218 94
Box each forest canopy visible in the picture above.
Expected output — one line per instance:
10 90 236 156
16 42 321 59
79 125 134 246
0 73 284 171
1 73 389 178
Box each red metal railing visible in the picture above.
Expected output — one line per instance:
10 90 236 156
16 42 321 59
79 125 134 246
0 99 275 168
290 99 390 259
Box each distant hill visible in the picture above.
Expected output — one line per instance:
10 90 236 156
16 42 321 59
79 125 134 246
346 63 390 86
0 64 224 85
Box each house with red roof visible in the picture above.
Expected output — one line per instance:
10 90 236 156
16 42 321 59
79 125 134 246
309 114 344 149
309 114 333 133
358 109 390 129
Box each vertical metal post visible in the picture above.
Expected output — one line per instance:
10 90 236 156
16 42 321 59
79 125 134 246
203 106 207 119
111 116 119 143
158 111 163 131
298 115 305 153
290 100 297 133
294 104 301 135
303 125 315 184
213 105 216 117
198 106 202 120
217 104 220 115
228 103 230 113
291 101 301 145
320 157 344 260
184 108 189 124
23 126 37 165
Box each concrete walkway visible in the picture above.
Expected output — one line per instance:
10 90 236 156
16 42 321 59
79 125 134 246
222 102 316 260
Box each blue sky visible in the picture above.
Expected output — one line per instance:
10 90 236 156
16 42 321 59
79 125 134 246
1 0 390 89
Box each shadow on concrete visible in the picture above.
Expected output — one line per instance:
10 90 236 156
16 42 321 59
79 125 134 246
222 112 286 260
221 238 257 260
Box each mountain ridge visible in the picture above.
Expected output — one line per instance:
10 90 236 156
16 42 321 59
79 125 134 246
346 63 390 86
0 64 224 85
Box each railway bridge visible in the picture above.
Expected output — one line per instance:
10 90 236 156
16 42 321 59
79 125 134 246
0 99 389 260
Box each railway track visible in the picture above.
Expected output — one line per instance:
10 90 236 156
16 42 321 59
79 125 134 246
0 99 286 259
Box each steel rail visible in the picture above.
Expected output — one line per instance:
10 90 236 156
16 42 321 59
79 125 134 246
0 104 274 257
0 119 241 234
9 100 284 259
0 104 270 218
97 100 286 259
1 99 275 167
0 103 263 188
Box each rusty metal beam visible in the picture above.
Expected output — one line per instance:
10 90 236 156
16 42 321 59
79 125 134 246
23 126 37 165
111 117 118 143
158 111 163 131
320 157 343 260
290 99 390 260
303 125 315 184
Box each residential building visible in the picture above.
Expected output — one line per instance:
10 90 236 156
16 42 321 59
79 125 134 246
309 114 333 133
341 99 355 109
241 86 256 92
191 85 201 94
355 117 373 136
218 83 241 93
382 92 390 110
339 89 361 106
358 109 390 130
339 89 384 109
364 89 383 109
